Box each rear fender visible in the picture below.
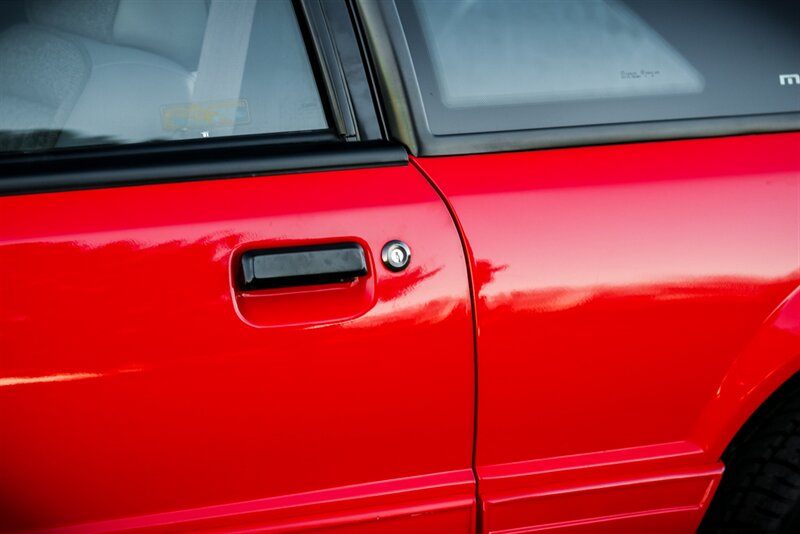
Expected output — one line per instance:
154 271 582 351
695 285 800 459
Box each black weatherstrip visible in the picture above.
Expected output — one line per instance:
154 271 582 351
0 139 408 196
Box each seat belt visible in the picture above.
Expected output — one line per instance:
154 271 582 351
189 0 258 137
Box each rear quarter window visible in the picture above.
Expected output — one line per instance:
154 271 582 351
397 0 800 136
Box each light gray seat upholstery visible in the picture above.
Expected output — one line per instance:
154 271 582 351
0 0 208 151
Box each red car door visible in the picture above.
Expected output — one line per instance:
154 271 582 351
0 1 475 532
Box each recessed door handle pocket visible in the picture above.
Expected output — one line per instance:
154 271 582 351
240 243 368 290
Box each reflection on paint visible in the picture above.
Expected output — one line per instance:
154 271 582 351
0 368 144 388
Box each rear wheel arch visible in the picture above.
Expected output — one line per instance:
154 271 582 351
699 371 800 533
694 286 800 461
693 287 800 533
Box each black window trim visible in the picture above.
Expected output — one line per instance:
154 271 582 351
300 0 384 142
0 139 408 196
355 0 800 157
0 0 401 196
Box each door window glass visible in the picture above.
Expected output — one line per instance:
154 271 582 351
0 0 328 153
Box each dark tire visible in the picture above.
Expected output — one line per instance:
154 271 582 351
699 389 800 534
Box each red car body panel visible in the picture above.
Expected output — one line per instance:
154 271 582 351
0 165 476 532
413 132 800 533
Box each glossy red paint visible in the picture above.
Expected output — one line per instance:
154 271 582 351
0 164 476 532
38 470 476 534
695 285 800 459
414 132 800 533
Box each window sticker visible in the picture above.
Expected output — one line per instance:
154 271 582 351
161 99 251 132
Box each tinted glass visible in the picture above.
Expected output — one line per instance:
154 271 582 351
399 0 800 135
0 0 328 154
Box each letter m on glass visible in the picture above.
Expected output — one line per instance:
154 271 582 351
779 73 800 85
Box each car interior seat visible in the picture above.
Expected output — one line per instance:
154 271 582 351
0 0 208 152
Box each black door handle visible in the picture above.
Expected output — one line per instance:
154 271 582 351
240 243 367 290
